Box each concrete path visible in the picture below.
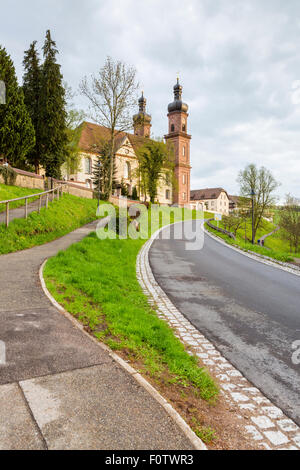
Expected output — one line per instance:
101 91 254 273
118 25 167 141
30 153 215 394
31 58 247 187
0 222 193 450
0 197 49 225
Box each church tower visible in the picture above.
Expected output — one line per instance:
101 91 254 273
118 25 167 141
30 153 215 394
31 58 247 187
165 79 191 206
133 92 152 138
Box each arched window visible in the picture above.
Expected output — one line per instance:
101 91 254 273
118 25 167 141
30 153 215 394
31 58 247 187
124 161 131 179
171 124 175 133
166 190 170 200
182 120 186 132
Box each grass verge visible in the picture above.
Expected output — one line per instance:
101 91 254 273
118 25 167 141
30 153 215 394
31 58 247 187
206 221 293 263
0 193 102 254
44 233 218 402
0 183 41 212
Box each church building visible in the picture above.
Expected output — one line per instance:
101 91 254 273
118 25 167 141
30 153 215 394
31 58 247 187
64 80 191 206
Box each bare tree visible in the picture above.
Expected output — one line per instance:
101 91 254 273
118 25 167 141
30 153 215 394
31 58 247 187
238 164 280 242
80 57 139 196
280 194 300 254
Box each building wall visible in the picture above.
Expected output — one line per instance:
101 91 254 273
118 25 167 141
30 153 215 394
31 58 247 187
67 139 172 205
190 191 230 215
0 170 45 191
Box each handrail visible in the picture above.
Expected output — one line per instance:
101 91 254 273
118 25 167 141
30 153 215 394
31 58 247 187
0 187 62 205
0 185 63 227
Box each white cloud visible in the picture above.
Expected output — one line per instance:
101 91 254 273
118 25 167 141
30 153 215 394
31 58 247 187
1 0 300 198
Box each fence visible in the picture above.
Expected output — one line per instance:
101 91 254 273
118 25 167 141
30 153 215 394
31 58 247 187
206 219 236 240
0 186 63 227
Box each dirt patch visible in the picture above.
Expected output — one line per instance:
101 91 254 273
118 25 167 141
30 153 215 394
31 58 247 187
116 349 256 450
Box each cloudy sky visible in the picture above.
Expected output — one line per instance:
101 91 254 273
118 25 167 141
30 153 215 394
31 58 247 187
2 0 300 199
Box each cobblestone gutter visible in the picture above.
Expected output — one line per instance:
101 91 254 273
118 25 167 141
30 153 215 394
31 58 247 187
136 229 300 451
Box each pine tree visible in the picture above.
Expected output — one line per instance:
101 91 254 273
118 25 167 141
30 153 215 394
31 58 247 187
0 46 35 168
92 143 117 200
39 30 67 178
23 41 42 174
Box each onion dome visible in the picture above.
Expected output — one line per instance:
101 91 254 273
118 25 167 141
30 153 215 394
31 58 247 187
168 78 189 113
133 92 152 124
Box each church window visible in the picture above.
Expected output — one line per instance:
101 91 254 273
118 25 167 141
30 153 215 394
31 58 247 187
182 174 186 185
124 161 131 179
182 192 186 201
166 190 170 200
84 157 92 174
182 120 186 132
171 124 175 132
182 146 186 157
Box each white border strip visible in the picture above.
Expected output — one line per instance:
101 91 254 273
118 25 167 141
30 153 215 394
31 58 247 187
39 260 207 451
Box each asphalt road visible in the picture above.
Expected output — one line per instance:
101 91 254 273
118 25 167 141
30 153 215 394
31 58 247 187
150 220 300 426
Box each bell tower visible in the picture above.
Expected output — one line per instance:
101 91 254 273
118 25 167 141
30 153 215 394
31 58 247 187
133 92 152 138
165 79 191 206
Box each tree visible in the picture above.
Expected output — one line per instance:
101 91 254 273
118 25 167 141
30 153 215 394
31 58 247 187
63 84 86 178
280 195 300 254
136 139 174 203
80 56 138 196
222 214 243 236
39 30 68 178
23 41 42 173
131 186 138 201
92 140 117 200
237 164 280 242
0 46 35 168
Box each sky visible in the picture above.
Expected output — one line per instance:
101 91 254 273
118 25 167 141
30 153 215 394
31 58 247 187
1 0 300 199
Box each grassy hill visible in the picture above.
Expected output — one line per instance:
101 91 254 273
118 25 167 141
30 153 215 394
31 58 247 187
0 193 102 254
0 183 41 212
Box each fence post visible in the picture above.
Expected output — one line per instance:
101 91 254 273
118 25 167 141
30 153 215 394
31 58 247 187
46 193 49 209
38 195 42 213
25 198 28 219
6 202 9 227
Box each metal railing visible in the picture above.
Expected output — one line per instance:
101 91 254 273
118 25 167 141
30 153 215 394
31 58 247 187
0 186 63 227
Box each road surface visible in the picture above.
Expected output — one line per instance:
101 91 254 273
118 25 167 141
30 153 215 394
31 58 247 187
149 220 300 426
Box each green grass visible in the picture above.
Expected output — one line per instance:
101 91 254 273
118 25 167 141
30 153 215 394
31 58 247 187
44 207 218 403
206 219 293 263
0 193 102 254
0 183 41 212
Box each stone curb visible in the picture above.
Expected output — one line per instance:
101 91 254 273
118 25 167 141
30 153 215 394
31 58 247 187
137 223 300 451
39 260 207 451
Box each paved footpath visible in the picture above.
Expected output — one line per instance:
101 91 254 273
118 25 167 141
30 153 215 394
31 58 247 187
0 197 49 225
0 221 193 450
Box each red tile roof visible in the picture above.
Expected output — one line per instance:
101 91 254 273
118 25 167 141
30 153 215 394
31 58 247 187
190 188 228 201
77 121 147 154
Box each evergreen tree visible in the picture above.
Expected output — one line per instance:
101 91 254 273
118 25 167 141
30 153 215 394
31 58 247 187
39 30 67 178
0 46 35 168
23 41 42 173
92 142 117 200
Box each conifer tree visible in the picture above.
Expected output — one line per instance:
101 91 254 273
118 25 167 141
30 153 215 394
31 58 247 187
0 46 35 168
23 41 42 173
39 30 67 178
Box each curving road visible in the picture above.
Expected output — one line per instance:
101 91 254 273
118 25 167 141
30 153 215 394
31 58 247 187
149 220 300 426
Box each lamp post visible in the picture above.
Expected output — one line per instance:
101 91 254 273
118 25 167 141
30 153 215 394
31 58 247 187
97 160 102 212
251 189 256 244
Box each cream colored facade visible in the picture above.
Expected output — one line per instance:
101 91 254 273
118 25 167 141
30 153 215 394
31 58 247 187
65 135 173 205
190 190 230 215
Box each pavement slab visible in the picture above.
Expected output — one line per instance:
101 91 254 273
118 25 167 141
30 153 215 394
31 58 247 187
0 383 44 450
20 364 193 450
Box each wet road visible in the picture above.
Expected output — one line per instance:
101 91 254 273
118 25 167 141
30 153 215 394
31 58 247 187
150 221 300 425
